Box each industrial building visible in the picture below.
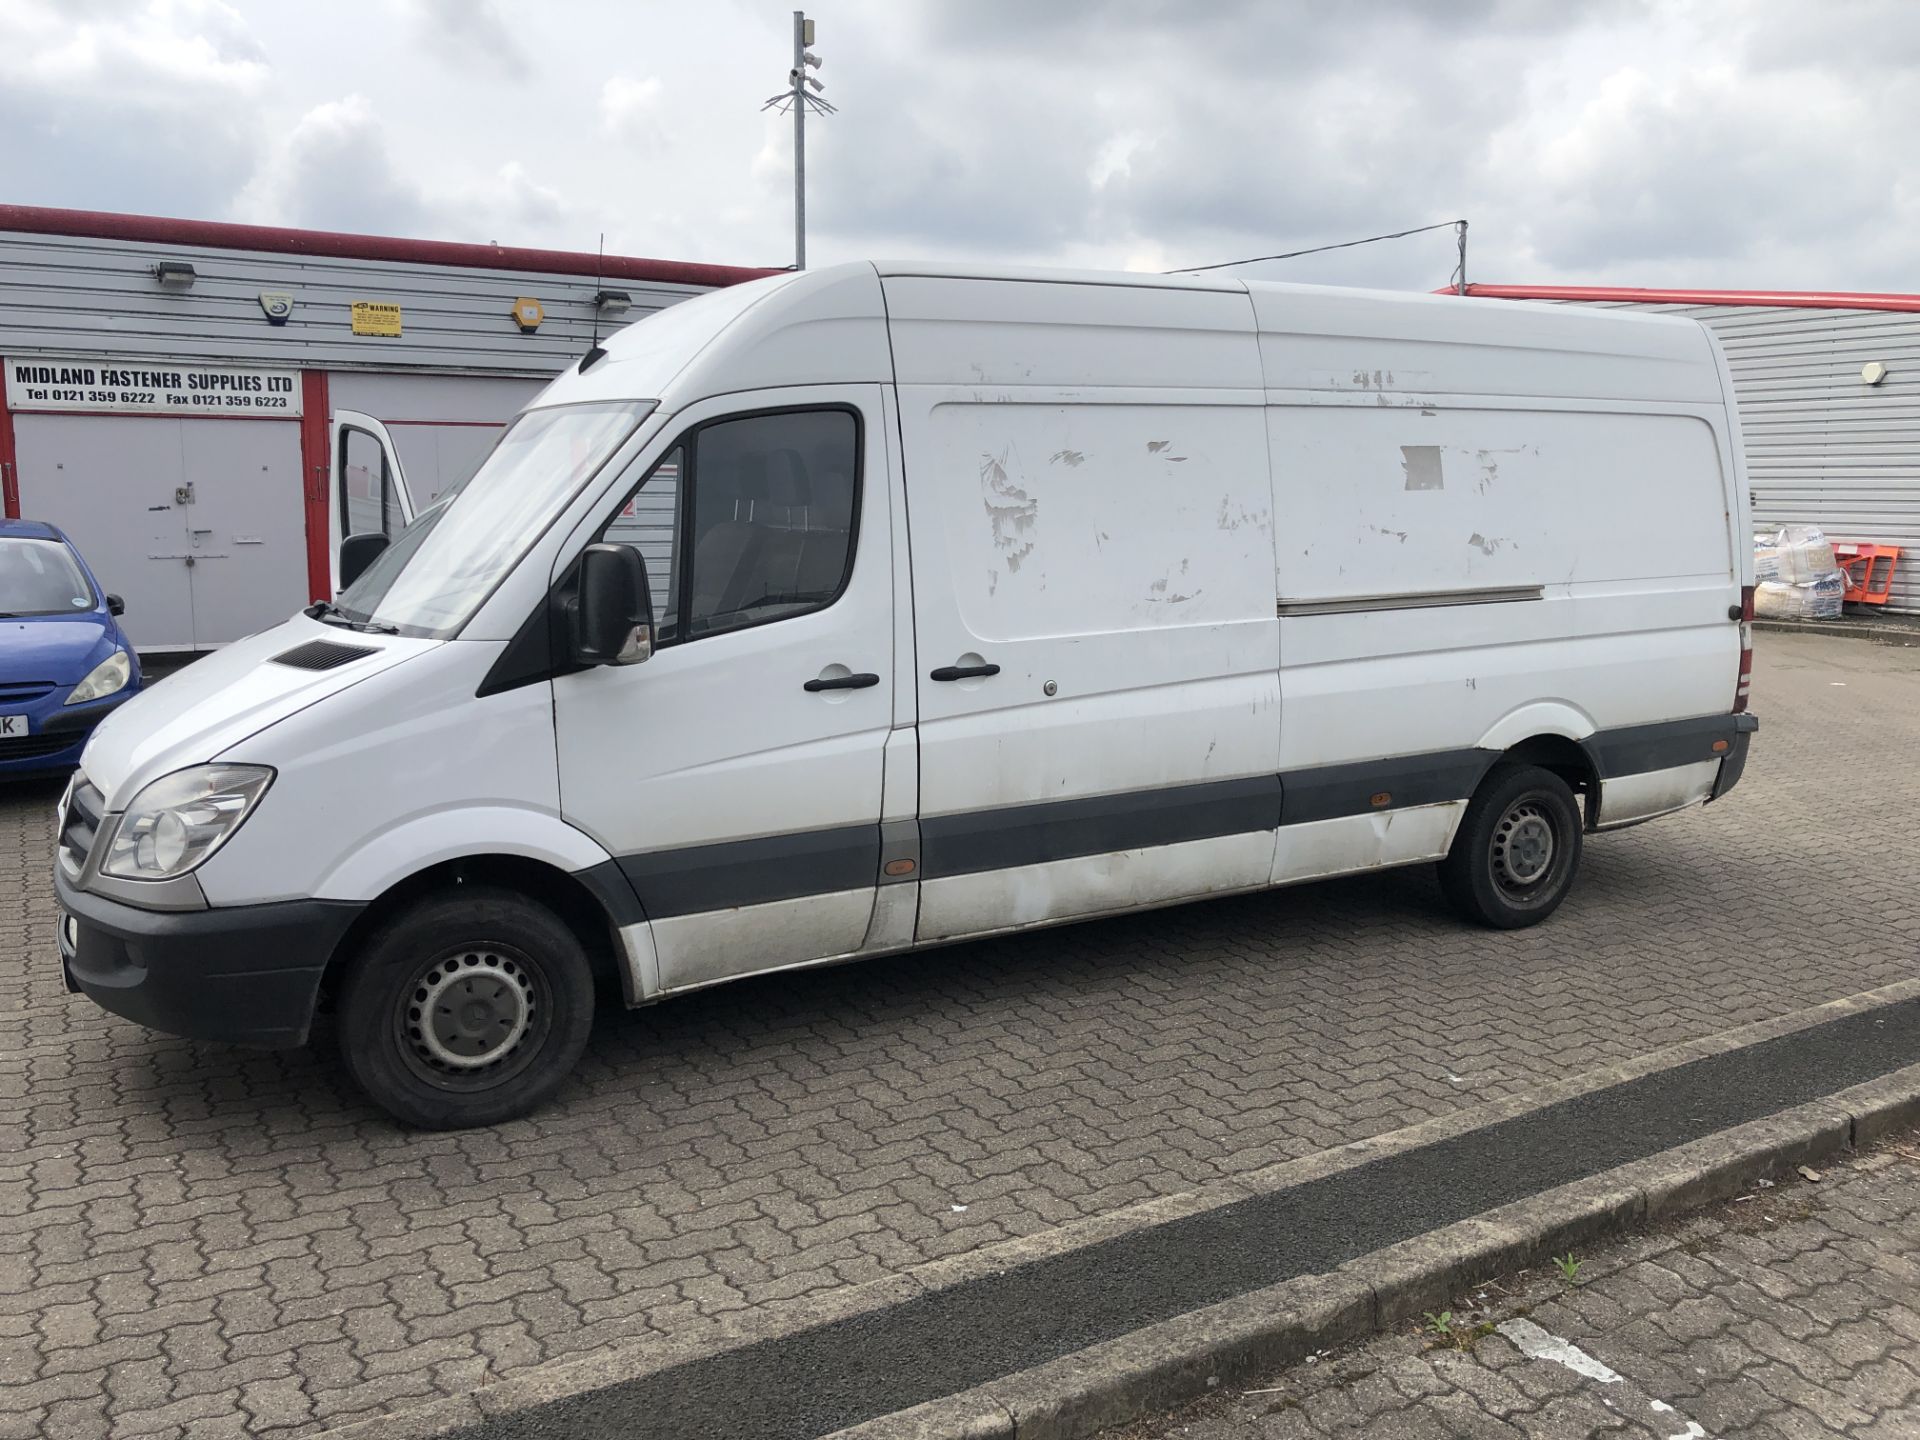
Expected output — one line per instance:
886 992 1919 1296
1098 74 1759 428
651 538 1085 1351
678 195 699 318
1465 284 1920 614
0 206 769 651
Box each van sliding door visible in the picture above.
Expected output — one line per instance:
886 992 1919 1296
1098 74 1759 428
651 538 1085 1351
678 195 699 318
886 276 1282 941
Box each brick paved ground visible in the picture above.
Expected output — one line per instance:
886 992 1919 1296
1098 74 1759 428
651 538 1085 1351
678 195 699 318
1 631 1916 1439
1125 1132 1920 1439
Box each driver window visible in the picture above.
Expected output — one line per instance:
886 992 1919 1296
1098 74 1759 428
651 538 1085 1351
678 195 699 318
600 408 858 648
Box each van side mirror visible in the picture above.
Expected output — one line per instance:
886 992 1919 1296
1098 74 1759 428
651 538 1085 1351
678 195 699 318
105 594 125 616
338 532 390 591
573 543 654 666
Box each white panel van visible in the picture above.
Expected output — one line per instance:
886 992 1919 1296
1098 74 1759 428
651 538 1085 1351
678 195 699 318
53 264 1759 1128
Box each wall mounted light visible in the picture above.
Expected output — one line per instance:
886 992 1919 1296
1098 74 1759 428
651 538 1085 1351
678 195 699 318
153 261 197 290
1862 361 1890 386
594 289 632 317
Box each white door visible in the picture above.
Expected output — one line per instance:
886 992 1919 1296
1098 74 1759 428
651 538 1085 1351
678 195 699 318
553 388 896 992
178 419 307 645
897 393 1282 941
330 410 414 592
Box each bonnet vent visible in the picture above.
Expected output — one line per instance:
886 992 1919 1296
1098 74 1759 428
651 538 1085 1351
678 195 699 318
270 639 379 671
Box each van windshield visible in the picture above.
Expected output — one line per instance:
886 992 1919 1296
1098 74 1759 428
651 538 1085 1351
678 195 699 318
335 401 653 639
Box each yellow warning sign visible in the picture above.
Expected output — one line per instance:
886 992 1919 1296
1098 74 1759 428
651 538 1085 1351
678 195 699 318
350 301 403 337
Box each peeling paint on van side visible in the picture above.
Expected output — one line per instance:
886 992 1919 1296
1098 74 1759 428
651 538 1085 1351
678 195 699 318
980 448 1038 573
1401 445 1445 491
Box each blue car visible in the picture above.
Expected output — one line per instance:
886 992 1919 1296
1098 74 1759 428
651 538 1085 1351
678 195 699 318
0 519 142 778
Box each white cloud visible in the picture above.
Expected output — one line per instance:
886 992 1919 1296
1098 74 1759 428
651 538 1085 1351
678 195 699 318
233 93 579 244
404 0 529 80
7 1 1920 291
0 0 269 215
600 75 665 143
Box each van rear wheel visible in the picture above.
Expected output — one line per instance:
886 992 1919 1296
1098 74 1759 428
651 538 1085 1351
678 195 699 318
335 886 595 1129
1438 763 1583 929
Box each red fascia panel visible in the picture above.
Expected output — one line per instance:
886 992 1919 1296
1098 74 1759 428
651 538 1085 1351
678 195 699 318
298 372 331 604
0 358 18 518
0 204 781 290
1446 282 1920 314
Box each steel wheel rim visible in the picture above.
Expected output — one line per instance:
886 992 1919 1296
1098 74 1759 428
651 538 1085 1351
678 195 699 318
396 945 549 1089
1491 799 1557 895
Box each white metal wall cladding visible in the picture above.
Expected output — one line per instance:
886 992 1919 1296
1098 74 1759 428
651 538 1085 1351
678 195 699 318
1562 300 1920 614
0 230 712 374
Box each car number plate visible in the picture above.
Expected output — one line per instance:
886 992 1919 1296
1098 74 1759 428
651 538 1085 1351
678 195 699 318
0 715 27 738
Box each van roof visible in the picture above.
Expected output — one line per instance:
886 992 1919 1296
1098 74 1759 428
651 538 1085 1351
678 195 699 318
538 260 1717 413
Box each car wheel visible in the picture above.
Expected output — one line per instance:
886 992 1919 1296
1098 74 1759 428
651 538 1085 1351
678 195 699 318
335 886 595 1129
1438 763 1584 929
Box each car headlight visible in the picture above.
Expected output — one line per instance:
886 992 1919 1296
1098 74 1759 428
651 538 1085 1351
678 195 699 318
66 651 132 706
101 765 274 880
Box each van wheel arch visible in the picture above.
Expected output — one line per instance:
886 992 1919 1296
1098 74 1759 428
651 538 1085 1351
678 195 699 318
316 856 624 1015
1497 733 1602 829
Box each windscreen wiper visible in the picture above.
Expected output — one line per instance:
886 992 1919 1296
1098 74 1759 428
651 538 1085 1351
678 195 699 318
304 600 399 636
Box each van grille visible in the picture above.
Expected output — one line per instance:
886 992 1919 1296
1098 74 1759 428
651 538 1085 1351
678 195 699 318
271 639 378 671
59 777 104 875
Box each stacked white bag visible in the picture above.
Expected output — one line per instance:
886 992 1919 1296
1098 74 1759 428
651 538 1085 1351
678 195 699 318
1754 525 1846 619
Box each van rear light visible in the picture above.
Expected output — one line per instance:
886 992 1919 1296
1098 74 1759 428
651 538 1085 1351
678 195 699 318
1730 584 1755 714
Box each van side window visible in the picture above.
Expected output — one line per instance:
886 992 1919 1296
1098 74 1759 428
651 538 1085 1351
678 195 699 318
596 408 859 646
684 409 858 638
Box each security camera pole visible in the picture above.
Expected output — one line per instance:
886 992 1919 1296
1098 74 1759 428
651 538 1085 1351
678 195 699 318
763 11 833 270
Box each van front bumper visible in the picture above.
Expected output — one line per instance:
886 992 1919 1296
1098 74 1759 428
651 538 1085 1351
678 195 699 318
55 868 362 1048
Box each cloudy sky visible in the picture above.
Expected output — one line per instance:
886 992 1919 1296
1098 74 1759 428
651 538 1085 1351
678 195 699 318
2 0 1915 292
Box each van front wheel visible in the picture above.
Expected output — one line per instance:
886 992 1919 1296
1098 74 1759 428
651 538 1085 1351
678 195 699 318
335 887 595 1129
1438 763 1583 929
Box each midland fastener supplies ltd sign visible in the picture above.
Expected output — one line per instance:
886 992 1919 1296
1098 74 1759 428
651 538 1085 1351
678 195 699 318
4 359 303 416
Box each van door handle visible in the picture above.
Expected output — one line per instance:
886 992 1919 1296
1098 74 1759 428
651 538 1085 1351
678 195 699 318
804 672 880 692
930 663 1000 682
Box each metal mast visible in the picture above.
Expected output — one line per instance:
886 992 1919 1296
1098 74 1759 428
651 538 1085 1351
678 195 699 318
763 12 833 270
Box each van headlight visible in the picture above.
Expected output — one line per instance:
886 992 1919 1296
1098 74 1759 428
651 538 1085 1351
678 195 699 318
66 651 131 706
101 765 274 880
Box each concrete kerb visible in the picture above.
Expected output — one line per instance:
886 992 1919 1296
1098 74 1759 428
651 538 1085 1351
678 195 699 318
1754 617 1920 646
832 1063 1920 1440
312 984 1920 1440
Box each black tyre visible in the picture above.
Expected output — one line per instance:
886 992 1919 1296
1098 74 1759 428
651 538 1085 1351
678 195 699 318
335 886 595 1129
1438 763 1583 929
